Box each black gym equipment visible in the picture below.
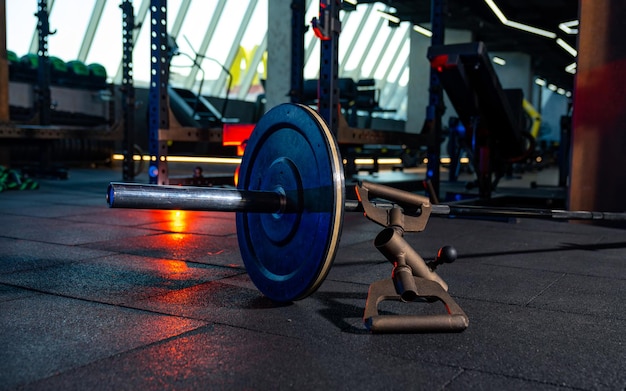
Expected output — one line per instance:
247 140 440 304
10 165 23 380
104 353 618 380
108 103 626 333
428 42 534 198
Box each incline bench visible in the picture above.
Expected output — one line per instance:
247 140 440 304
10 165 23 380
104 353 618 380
428 41 530 198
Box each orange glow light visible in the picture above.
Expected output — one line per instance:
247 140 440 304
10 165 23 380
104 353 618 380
168 210 189 233
223 123 255 156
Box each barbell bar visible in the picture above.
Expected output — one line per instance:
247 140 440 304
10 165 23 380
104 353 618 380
107 103 626 304
107 181 626 222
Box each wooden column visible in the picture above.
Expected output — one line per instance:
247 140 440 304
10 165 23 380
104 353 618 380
569 0 626 225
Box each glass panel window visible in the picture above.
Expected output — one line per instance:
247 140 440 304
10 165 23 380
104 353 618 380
203 1 250 78
385 31 409 83
360 27 391 78
303 0 321 79
373 25 407 80
241 0 267 49
337 7 367 67
340 2 388 76
6 2 38 57
172 1 224 91
47 0 96 62
85 1 124 83
239 0 268 96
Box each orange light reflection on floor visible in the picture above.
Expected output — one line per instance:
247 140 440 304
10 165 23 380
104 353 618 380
156 286 198 304
160 259 190 275
168 210 189 233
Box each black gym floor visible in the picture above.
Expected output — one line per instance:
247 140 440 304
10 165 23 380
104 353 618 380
0 167 624 390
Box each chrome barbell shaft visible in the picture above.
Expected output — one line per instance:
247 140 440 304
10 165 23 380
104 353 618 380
107 183 285 213
427 204 626 221
108 182 626 221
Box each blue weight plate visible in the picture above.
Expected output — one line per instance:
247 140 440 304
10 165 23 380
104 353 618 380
236 103 344 302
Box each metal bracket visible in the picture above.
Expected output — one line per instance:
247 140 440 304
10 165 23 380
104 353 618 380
356 181 431 232
363 277 469 333
356 180 468 333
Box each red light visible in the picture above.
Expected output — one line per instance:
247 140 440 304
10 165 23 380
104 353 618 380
313 26 331 41
223 123 255 156
430 54 451 72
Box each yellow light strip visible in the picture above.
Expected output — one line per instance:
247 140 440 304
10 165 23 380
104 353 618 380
112 154 470 168
353 158 404 165
377 158 403 165
565 62 577 74
425 157 470 164
167 156 242 164
112 154 242 164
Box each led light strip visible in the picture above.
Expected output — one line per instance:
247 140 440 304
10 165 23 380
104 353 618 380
112 154 242 164
377 10 400 24
485 0 507 24
492 56 506 66
413 24 433 37
114 154 431 168
484 0 577 58
565 62 577 74
503 20 557 39
556 38 578 57
559 20 579 35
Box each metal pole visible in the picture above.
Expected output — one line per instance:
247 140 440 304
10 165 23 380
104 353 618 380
424 0 446 200
429 204 626 221
108 182 626 221
36 0 52 125
148 0 169 184
0 0 9 122
316 0 341 135
120 0 136 181
108 182 285 213
344 200 626 220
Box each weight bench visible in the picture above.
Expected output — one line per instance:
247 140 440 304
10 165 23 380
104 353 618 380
428 42 530 198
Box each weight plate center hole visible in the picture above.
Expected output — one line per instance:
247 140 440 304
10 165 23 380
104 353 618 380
260 157 303 245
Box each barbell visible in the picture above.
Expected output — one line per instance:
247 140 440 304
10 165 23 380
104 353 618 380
107 103 626 303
